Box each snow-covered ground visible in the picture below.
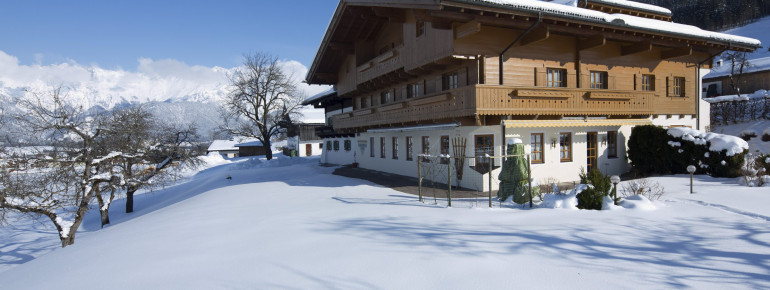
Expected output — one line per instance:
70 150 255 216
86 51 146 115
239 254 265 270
712 120 770 154
1 153 770 289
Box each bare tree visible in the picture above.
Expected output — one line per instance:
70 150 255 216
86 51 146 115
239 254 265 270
725 51 751 97
0 87 122 247
222 52 303 160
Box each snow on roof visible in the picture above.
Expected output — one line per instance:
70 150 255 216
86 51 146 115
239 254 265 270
703 89 769 103
668 127 749 156
704 56 770 79
208 138 262 151
465 0 761 48
235 140 264 147
302 88 335 105
590 0 672 16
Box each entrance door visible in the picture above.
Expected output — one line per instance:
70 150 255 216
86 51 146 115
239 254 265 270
305 144 312 156
586 132 597 172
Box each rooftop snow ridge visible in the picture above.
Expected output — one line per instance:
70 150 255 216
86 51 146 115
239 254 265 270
459 0 761 48
590 0 672 16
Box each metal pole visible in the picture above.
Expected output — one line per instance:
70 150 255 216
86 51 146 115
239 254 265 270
527 155 533 208
447 157 452 207
418 159 423 202
690 172 693 194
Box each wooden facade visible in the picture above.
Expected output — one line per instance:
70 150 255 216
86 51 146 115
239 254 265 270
307 0 759 133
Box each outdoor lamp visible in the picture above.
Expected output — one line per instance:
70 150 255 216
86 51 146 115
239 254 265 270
687 165 696 194
610 175 620 204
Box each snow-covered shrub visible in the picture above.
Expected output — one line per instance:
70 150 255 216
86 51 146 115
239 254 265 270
762 128 770 142
620 178 665 200
739 129 757 141
628 125 748 178
576 169 611 210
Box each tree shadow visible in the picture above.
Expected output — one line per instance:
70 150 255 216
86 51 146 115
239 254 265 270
319 214 770 288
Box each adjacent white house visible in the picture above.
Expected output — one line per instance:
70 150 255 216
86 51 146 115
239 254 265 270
207 138 267 158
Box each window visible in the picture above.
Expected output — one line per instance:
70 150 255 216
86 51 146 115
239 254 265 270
360 96 370 109
407 82 422 99
474 135 494 173
421 136 430 162
392 137 398 159
607 131 618 158
560 132 572 162
326 141 332 150
442 71 458 91
531 133 544 163
344 140 351 151
590 71 608 89
642 74 655 91
380 91 391 105
369 137 374 157
319 142 323 149
406 136 413 161
416 20 425 37
440 136 449 164
547 68 567 88
380 137 386 158
333 140 340 151
673 77 685 97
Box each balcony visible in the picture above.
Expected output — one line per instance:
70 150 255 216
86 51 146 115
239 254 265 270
356 44 404 85
332 85 656 130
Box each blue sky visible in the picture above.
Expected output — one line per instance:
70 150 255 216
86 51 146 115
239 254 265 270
0 0 338 69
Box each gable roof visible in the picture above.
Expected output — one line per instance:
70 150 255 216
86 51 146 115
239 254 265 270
704 56 770 79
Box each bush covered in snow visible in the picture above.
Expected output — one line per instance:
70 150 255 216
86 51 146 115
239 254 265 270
621 178 665 200
576 169 612 210
627 125 748 178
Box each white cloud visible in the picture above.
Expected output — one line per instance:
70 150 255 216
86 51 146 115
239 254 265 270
0 50 330 122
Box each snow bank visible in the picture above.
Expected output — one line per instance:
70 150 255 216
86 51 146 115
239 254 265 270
668 127 749 156
618 195 656 210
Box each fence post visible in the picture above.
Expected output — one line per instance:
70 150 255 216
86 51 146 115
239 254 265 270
527 154 533 208
417 158 423 203
447 157 452 207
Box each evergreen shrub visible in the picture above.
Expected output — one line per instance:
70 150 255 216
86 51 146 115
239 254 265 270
576 168 611 210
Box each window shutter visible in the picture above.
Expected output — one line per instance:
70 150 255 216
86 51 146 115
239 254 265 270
634 74 641 91
459 68 467 87
567 70 577 88
608 75 616 90
685 79 694 98
535 67 546 86
666 76 673 97
580 73 590 88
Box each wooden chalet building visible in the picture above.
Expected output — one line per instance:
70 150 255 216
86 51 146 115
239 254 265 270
305 0 760 190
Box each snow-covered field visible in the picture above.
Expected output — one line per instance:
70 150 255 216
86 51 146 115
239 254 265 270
712 120 770 154
1 153 769 289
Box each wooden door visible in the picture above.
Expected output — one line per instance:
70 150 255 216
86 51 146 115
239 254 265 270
305 144 312 156
586 132 597 172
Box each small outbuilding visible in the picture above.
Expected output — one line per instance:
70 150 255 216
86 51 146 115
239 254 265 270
208 138 267 158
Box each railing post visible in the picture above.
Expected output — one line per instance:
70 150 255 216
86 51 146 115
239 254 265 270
447 156 452 207
417 158 423 203
488 155 492 207
527 154 533 208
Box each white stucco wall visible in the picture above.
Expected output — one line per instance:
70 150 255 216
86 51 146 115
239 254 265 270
321 137 356 165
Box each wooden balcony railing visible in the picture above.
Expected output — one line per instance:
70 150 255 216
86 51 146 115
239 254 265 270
474 85 655 116
356 44 404 85
332 85 656 130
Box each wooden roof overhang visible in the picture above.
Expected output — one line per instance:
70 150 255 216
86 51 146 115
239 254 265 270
576 0 671 21
441 1 759 54
306 0 443 85
307 0 760 85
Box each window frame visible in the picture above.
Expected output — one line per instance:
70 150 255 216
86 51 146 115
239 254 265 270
607 131 618 158
421 136 430 163
547 68 567 88
344 140 351 151
380 137 386 158
673 77 685 97
474 134 494 173
380 90 391 105
406 136 413 161
559 132 572 162
416 20 425 37
440 135 449 164
392 137 398 160
442 71 458 91
641 74 655 91
407 81 422 99
333 140 340 151
369 137 374 157
590 71 608 89
531 133 544 164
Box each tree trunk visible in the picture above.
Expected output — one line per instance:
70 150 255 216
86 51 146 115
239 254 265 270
60 235 75 248
264 139 273 160
126 188 136 213
99 208 110 228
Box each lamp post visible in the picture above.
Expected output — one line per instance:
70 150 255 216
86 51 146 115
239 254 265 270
610 175 620 205
687 165 696 194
